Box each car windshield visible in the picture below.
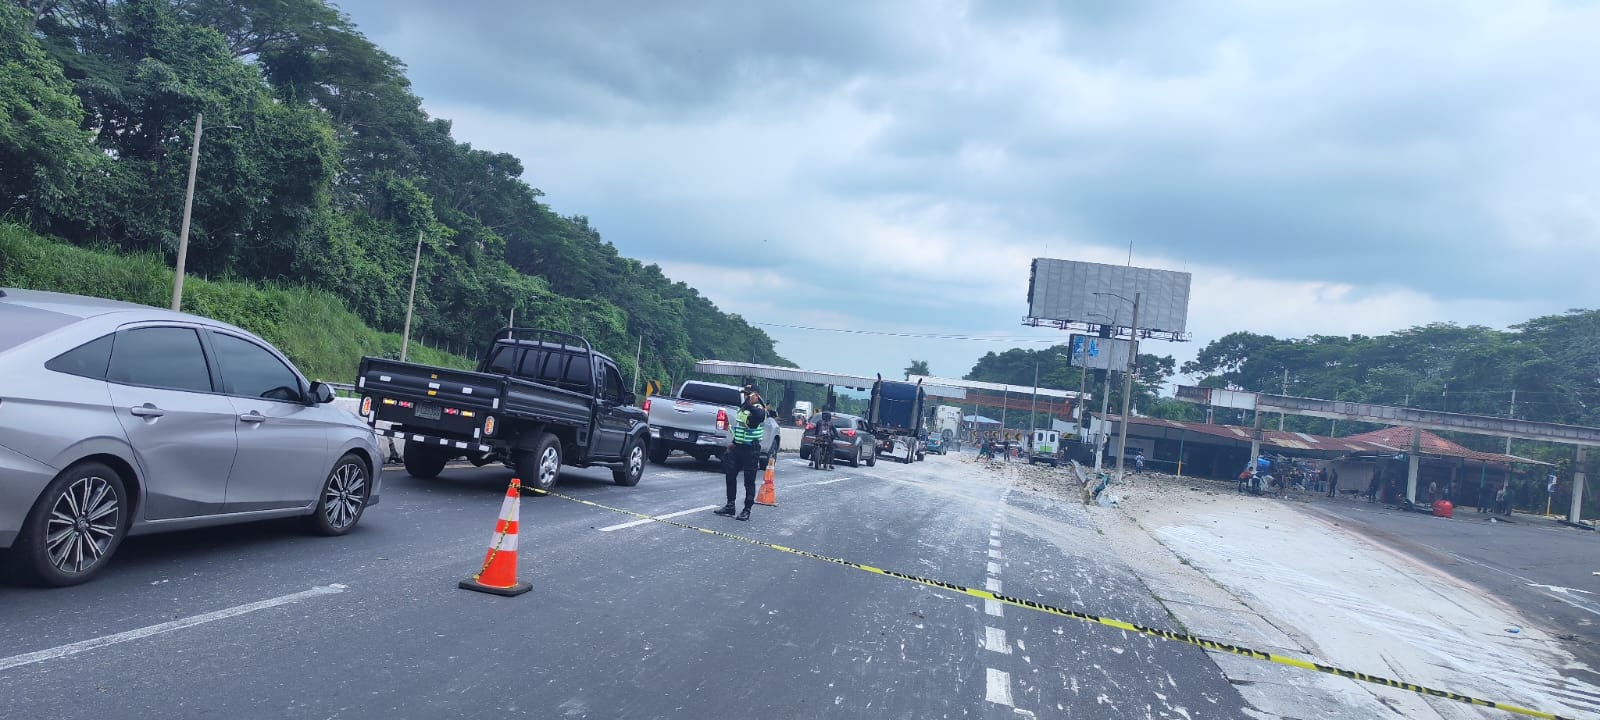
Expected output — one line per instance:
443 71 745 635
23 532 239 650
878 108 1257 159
680 383 741 406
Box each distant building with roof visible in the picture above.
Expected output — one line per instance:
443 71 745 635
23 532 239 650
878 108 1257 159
1105 416 1545 507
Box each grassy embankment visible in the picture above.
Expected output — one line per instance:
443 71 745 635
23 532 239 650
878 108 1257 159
0 223 473 382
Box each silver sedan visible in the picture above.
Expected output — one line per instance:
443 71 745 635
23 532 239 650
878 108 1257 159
0 289 383 586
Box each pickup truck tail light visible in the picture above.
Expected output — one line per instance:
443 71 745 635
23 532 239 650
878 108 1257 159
360 396 372 415
840 429 857 438
642 398 651 414
483 415 497 436
716 408 729 431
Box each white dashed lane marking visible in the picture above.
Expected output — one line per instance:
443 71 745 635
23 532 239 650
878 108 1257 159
986 668 1015 706
983 626 1012 655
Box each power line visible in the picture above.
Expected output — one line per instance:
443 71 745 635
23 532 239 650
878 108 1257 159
751 322 1063 343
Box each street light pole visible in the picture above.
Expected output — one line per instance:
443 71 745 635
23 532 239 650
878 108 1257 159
400 230 423 362
1029 360 1040 431
170 113 205 311
1114 293 1141 483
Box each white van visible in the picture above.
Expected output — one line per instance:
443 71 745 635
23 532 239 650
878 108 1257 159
1029 430 1061 466
792 400 814 423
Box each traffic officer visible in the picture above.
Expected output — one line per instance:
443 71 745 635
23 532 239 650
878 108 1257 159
715 385 768 521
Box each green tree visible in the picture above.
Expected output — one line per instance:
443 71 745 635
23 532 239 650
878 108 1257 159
0 4 104 230
905 359 930 378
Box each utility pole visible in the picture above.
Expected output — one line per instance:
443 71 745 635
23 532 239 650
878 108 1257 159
1114 292 1141 483
400 230 423 362
171 113 204 311
1278 368 1288 431
631 335 643 394
1029 360 1040 431
1094 369 1112 472
1075 341 1090 432
1505 389 1517 455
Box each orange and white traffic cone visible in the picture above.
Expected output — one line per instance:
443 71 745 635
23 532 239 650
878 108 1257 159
755 457 777 506
459 477 532 596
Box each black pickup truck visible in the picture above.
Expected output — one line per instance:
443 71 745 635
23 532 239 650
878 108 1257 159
355 329 649 491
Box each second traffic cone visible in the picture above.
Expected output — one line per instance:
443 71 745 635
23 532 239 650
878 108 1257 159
755 457 777 506
459 477 532 596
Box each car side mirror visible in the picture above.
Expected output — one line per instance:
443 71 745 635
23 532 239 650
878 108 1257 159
310 381 336 405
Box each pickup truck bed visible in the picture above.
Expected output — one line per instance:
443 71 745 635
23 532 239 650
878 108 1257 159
360 358 591 451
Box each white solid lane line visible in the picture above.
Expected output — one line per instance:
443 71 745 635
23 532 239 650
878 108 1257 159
985 668 1015 706
598 505 721 532
0 584 347 672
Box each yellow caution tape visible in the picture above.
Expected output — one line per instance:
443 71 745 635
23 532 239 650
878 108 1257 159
531 488 1573 720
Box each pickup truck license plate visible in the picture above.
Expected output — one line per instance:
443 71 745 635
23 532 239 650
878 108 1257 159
673 431 690 440
415 404 442 420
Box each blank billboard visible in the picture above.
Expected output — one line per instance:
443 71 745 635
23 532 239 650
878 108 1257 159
1068 334 1134 371
1027 259 1191 333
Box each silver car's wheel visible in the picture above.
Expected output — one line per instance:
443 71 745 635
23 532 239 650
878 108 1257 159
309 454 369 536
18 462 127 586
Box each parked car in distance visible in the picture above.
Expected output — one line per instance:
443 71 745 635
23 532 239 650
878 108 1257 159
798 413 877 467
0 289 382 586
924 434 946 455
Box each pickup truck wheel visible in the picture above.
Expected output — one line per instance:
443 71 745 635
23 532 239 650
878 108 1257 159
403 444 449 479
648 442 670 465
613 440 644 487
522 433 562 492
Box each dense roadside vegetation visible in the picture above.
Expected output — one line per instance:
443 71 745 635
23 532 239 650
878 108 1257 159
2 0 785 388
0 223 473 380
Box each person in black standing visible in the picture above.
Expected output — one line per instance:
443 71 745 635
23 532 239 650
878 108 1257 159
715 385 768 521
1325 465 1340 498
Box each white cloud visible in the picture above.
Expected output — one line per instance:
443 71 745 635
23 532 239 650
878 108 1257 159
342 0 1600 386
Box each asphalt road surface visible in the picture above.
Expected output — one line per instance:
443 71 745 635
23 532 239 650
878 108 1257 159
0 454 1251 719
1301 496 1600 693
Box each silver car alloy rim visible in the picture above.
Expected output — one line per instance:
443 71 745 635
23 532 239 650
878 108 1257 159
629 445 643 478
323 463 366 530
540 446 560 487
46 476 120 575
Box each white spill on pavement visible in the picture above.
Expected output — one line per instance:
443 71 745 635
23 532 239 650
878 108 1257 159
0 584 347 671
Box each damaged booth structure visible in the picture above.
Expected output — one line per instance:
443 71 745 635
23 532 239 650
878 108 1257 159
1107 417 1545 509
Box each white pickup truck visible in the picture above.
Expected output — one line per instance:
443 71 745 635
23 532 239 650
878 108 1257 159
645 381 779 464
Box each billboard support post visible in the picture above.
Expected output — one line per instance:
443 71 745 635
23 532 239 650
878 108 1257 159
1115 293 1140 484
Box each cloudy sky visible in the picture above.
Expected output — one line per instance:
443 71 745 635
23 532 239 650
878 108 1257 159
336 0 1600 388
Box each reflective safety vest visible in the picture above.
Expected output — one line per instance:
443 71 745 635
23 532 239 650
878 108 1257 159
732 407 765 445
